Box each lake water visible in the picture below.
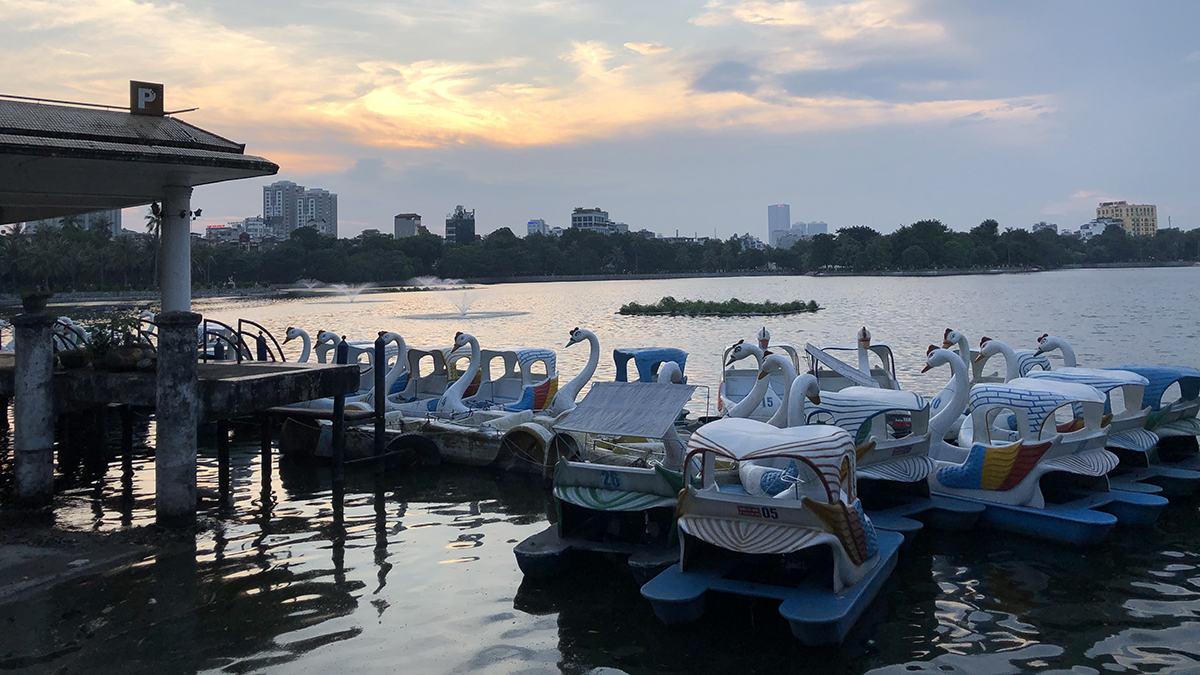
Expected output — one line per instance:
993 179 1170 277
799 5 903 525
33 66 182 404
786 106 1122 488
3 268 1200 674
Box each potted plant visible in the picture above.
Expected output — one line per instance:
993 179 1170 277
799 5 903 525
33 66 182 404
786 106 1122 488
84 314 156 372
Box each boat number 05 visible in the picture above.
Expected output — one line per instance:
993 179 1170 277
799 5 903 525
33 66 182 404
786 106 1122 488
601 470 622 489
738 504 779 519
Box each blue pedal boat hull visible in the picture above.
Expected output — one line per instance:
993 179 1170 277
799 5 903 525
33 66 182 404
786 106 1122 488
932 490 1166 545
640 530 904 646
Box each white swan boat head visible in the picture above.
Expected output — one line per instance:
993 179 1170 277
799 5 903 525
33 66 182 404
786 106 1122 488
681 420 881 593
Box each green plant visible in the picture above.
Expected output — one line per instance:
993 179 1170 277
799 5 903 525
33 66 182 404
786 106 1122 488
83 313 143 356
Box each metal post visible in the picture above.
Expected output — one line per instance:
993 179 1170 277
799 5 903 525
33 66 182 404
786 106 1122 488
160 186 194 313
332 338 348 486
257 333 268 362
12 312 57 506
154 310 202 528
374 333 386 469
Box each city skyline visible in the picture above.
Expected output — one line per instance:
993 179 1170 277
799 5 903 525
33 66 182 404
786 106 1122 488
22 2 1187 238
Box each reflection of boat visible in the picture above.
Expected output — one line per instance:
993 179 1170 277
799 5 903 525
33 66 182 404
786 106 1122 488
514 381 697 582
640 420 903 645
930 376 1166 544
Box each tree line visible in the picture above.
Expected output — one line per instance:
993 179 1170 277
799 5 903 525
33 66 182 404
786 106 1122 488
1 214 1198 293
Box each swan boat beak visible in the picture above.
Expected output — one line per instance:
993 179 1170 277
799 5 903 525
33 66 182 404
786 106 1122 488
807 394 821 405
941 340 954 349
973 353 986 363
921 363 933 373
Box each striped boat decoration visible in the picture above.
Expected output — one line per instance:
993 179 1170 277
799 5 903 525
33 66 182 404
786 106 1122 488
936 440 1053 491
504 376 559 411
807 497 876 565
1113 365 1200 411
1157 416 1200 437
1107 428 1159 453
1040 449 1119 477
804 388 927 442
679 515 825 555
857 455 936 483
516 348 557 374
1015 350 1052 376
554 485 677 512
969 383 1095 434
688 421 857 503
1026 368 1148 393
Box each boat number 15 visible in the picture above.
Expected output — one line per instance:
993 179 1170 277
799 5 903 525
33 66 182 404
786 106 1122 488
601 470 622 489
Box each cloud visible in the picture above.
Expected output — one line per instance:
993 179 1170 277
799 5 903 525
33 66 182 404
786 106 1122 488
693 0 944 42
0 0 1046 163
1041 189 1116 216
1186 50 1200 63
624 42 672 55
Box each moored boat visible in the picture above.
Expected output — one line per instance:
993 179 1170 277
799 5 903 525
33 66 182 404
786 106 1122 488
640 420 903 645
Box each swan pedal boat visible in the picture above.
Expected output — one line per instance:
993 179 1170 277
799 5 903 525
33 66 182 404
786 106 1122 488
718 340 802 421
640 420 903 645
1114 364 1200 451
514 381 699 582
932 378 1167 544
1025 368 1200 497
803 386 984 537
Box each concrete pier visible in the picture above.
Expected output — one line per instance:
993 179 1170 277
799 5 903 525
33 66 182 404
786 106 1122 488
155 311 202 528
12 313 57 507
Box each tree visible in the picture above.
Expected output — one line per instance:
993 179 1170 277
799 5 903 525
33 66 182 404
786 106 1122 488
901 245 929 269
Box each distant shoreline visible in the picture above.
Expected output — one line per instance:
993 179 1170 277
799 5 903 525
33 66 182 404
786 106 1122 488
2 261 1194 310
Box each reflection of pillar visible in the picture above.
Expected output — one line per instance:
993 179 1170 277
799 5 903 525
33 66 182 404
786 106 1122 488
155 310 201 528
160 185 193 313
12 312 56 506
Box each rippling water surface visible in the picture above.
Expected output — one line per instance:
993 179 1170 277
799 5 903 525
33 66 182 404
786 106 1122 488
3 269 1200 674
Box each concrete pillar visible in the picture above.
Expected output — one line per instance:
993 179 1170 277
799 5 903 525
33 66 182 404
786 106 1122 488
160 186 194 313
155 310 201 528
11 313 57 506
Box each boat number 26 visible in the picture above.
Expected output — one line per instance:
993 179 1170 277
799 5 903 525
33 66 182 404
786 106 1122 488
601 470 622 489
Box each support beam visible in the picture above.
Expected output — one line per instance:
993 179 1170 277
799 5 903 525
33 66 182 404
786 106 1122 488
160 185 193 313
155 310 201 528
11 312 57 506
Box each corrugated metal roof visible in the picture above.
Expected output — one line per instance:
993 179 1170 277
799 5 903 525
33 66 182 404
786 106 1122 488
0 99 244 153
555 382 696 438
0 133 275 171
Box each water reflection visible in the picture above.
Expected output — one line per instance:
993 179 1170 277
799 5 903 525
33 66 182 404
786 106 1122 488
3 271 1200 673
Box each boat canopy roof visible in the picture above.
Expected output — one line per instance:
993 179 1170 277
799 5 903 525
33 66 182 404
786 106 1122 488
805 344 879 388
1025 367 1148 393
556 382 696 439
1112 365 1200 410
613 347 688 383
805 387 927 436
818 343 894 360
973 378 1106 407
687 419 854 503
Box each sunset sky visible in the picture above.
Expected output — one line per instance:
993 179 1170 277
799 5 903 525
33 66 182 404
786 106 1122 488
4 0 1198 238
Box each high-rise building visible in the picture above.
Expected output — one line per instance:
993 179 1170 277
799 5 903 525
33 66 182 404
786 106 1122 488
300 188 337 237
263 181 337 238
1096 201 1157 236
263 180 305 236
806 221 828 237
395 213 421 238
768 204 790 242
445 205 476 244
1032 221 1057 234
527 219 549 236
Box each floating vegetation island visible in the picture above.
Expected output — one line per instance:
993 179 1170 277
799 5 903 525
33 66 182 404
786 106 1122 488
619 296 821 317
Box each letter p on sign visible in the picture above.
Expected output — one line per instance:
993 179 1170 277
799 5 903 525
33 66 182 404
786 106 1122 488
129 81 164 115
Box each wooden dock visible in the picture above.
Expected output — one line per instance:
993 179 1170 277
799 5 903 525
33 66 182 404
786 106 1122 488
0 352 360 421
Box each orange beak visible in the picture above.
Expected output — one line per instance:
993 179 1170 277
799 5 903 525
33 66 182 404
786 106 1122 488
807 394 821 405
942 340 953 349
921 363 933 373
974 353 986 363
